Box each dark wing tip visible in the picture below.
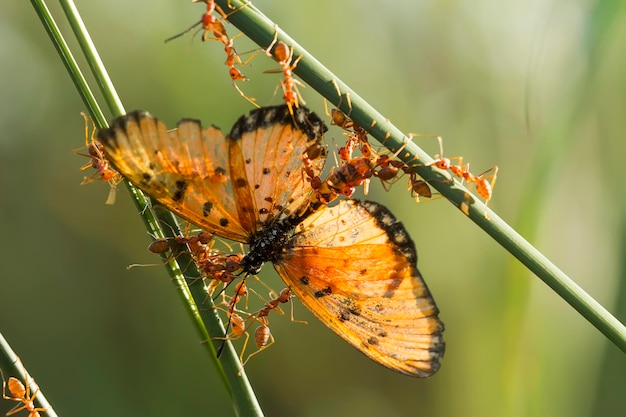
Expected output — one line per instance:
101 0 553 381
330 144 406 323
177 117 204 128
97 110 154 146
111 110 154 128
359 199 446 377
359 200 418 264
229 105 327 141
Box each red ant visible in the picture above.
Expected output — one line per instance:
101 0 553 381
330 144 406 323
265 32 304 116
407 174 433 202
332 106 439 205
216 286 290 368
302 131 382 210
1 369 47 417
426 136 498 217
240 288 294 368
216 310 274 373
74 112 122 205
214 279 248 348
306 104 434 209
166 1 257 105
147 231 243 283
301 142 326 192
216 26 259 107
223 287 297 369
327 110 420 196
148 231 214 263
198 253 243 284
330 109 372 162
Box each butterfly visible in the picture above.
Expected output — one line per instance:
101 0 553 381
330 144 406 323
97 105 444 377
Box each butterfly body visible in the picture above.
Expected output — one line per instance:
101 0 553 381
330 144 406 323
241 215 300 274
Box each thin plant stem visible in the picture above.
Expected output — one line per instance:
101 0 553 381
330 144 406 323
214 0 626 350
31 0 264 416
26 8 625 417
0 332 57 417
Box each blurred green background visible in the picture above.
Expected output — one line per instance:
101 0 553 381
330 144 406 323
2 0 625 416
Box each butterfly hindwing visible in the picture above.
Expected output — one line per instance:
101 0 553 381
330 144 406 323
275 200 445 377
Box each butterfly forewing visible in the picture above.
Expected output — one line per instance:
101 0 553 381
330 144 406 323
275 200 444 377
98 111 248 241
228 107 326 227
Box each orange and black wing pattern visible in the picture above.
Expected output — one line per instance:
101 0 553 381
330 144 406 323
228 106 326 227
97 105 326 242
275 200 444 377
98 105 444 377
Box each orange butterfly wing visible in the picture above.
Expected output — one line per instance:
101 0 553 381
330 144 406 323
275 200 444 377
97 106 326 241
229 107 326 226
98 111 247 240
98 107 444 376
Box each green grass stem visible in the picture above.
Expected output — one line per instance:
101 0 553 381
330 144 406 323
217 0 626 351
0 332 57 417
31 0 264 416
21 1 625 416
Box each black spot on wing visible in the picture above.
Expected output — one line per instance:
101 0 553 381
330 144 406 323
173 180 188 202
314 287 332 298
338 306 362 322
203 201 213 217
366 336 379 346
